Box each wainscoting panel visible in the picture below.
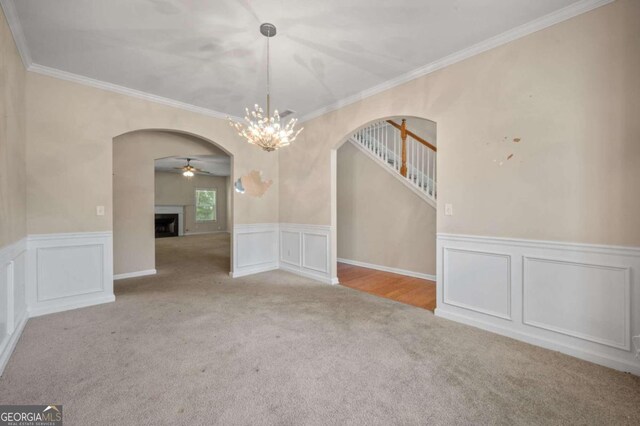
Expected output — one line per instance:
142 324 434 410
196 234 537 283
280 231 301 267
232 224 279 277
436 233 640 375
279 224 334 284
27 232 114 317
523 257 630 350
0 238 28 376
443 248 511 320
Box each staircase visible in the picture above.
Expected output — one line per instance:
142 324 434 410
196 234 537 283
349 119 437 207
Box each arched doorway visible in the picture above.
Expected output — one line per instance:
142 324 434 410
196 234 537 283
331 116 437 310
112 129 234 279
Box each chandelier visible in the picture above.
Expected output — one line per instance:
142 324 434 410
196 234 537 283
228 23 302 152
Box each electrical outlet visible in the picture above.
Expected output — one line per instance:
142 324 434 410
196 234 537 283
445 203 453 216
96 206 105 216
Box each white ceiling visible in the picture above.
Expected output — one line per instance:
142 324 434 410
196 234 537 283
7 0 599 120
155 156 231 176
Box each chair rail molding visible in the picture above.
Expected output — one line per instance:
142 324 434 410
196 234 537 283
436 233 640 375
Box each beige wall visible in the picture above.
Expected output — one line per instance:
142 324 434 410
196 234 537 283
155 171 229 234
337 142 436 275
25 72 279 237
0 6 26 248
280 0 640 248
113 131 229 275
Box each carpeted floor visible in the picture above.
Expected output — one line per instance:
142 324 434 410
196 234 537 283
1 234 639 425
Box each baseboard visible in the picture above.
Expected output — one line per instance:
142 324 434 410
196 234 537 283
114 269 157 280
279 263 337 284
337 258 435 281
0 311 28 377
184 231 229 236
229 264 279 278
28 294 116 318
435 307 640 376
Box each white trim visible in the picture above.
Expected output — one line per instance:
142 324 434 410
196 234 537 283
28 294 115 318
229 265 279 278
27 232 114 318
348 139 437 208
436 232 640 257
184 231 229 236
436 233 640 375
27 231 113 242
337 257 435 281
522 256 631 351
233 224 279 277
114 269 157 280
298 0 614 122
27 64 240 121
279 224 334 284
0 0 32 68
435 307 640 376
279 263 336 285
2 0 613 125
277 223 332 231
0 237 26 265
0 311 27 377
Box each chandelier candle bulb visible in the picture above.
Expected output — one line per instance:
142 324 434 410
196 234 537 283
228 23 303 152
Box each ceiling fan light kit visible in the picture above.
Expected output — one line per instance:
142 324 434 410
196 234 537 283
174 158 209 178
228 23 303 152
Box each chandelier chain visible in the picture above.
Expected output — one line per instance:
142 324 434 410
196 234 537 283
266 26 271 117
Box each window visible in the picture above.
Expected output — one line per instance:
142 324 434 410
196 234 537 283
195 189 216 222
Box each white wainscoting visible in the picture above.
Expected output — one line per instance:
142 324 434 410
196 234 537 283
231 224 279 278
436 233 640 375
27 232 115 317
0 237 28 376
279 224 335 284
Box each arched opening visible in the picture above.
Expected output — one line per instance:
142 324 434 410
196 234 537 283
112 129 234 280
331 116 437 310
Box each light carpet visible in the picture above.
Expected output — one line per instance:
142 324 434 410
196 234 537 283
1 234 639 425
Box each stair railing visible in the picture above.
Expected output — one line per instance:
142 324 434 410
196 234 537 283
350 119 437 201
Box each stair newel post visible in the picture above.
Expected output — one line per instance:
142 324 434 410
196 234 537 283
400 119 408 177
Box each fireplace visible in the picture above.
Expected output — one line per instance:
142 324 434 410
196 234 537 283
155 213 179 238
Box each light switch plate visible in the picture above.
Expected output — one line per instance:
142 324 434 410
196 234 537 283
445 203 453 216
96 206 105 216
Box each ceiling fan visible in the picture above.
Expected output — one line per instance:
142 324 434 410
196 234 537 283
173 158 211 177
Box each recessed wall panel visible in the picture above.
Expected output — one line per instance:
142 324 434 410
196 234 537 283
443 248 511 319
523 257 630 349
37 244 104 301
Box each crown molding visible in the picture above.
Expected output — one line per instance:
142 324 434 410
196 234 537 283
27 63 240 120
2 0 614 124
0 0 32 68
1 1 240 121
298 0 615 123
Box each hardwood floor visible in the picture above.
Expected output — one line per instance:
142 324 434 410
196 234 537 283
338 263 436 311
